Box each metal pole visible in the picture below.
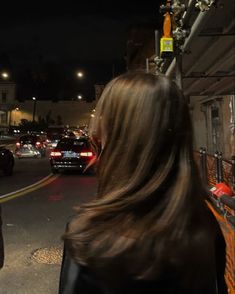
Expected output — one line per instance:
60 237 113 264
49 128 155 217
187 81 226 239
202 147 207 184
199 147 207 183
175 53 182 89
217 151 223 183
166 9 213 77
230 96 235 192
232 156 235 193
33 100 36 122
214 151 220 183
155 30 160 56
146 58 149 73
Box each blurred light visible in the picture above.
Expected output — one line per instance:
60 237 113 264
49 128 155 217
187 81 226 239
91 114 95 118
77 95 82 100
1 72 9 79
50 151 62 157
32 97 36 101
15 107 19 111
80 152 93 157
77 72 84 78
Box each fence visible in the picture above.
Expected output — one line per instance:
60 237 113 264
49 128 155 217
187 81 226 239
194 148 235 293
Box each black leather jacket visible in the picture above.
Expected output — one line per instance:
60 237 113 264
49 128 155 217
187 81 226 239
58 231 227 294
0 205 4 269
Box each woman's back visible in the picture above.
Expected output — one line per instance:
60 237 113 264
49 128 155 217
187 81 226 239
60 212 226 293
59 72 227 294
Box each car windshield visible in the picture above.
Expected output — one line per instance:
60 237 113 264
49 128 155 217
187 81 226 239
20 136 38 143
48 133 62 140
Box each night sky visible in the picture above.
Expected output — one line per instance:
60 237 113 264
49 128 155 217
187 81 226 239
0 1 161 101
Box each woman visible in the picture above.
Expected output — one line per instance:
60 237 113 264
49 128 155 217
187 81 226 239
59 72 227 293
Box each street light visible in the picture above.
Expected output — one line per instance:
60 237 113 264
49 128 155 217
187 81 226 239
32 97 37 122
77 95 82 100
77 71 84 78
1 72 9 79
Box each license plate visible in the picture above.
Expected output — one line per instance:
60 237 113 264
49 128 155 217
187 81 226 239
63 151 78 158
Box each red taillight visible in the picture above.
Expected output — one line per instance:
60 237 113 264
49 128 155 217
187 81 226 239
16 142 20 147
50 151 62 157
80 151 93 157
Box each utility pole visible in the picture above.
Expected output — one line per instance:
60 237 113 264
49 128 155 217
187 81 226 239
32 97 37 122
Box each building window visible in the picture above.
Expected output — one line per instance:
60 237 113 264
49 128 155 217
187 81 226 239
2 92 7 103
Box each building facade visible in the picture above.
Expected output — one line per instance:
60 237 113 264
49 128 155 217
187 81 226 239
0 81 16 133
10 99 97 129
190 95 234 160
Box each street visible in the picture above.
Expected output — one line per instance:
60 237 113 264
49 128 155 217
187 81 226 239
0 154 97 294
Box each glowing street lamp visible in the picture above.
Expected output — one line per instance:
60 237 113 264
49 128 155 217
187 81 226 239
77 71 84 78
1 72 9 79
77 95 82 100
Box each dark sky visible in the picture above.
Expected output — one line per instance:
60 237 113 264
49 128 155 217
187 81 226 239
0 1 161 100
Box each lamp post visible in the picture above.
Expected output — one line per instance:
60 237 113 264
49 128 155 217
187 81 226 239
32 97 37 122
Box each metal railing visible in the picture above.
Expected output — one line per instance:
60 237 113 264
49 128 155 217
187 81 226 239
195 148 234 189
194 148 235 292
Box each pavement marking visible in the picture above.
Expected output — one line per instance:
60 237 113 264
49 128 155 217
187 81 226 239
0 174 60 203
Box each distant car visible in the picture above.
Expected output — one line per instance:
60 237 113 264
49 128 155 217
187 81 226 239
15 145 41 159
46 127 65 148
62 131 76 139
15 134 47 158
46 133 64 148
49 137 95 174
0 146 14 176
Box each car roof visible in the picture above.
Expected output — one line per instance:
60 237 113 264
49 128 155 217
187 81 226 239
59 136 88 142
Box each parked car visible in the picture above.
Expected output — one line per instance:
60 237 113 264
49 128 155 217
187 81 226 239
0 146 14 176
49 137 95 174
15 134 47 158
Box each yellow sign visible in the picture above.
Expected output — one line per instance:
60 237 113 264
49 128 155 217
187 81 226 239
160 37 174 57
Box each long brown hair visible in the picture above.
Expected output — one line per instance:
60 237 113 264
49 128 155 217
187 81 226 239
64 72 214 281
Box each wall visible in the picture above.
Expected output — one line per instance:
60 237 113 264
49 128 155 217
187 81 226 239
190 95 233 160
0 82 17 127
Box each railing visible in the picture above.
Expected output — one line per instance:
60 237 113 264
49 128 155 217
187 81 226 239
194 148 235 293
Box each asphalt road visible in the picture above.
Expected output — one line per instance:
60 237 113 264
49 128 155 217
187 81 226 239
0 154 97 294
